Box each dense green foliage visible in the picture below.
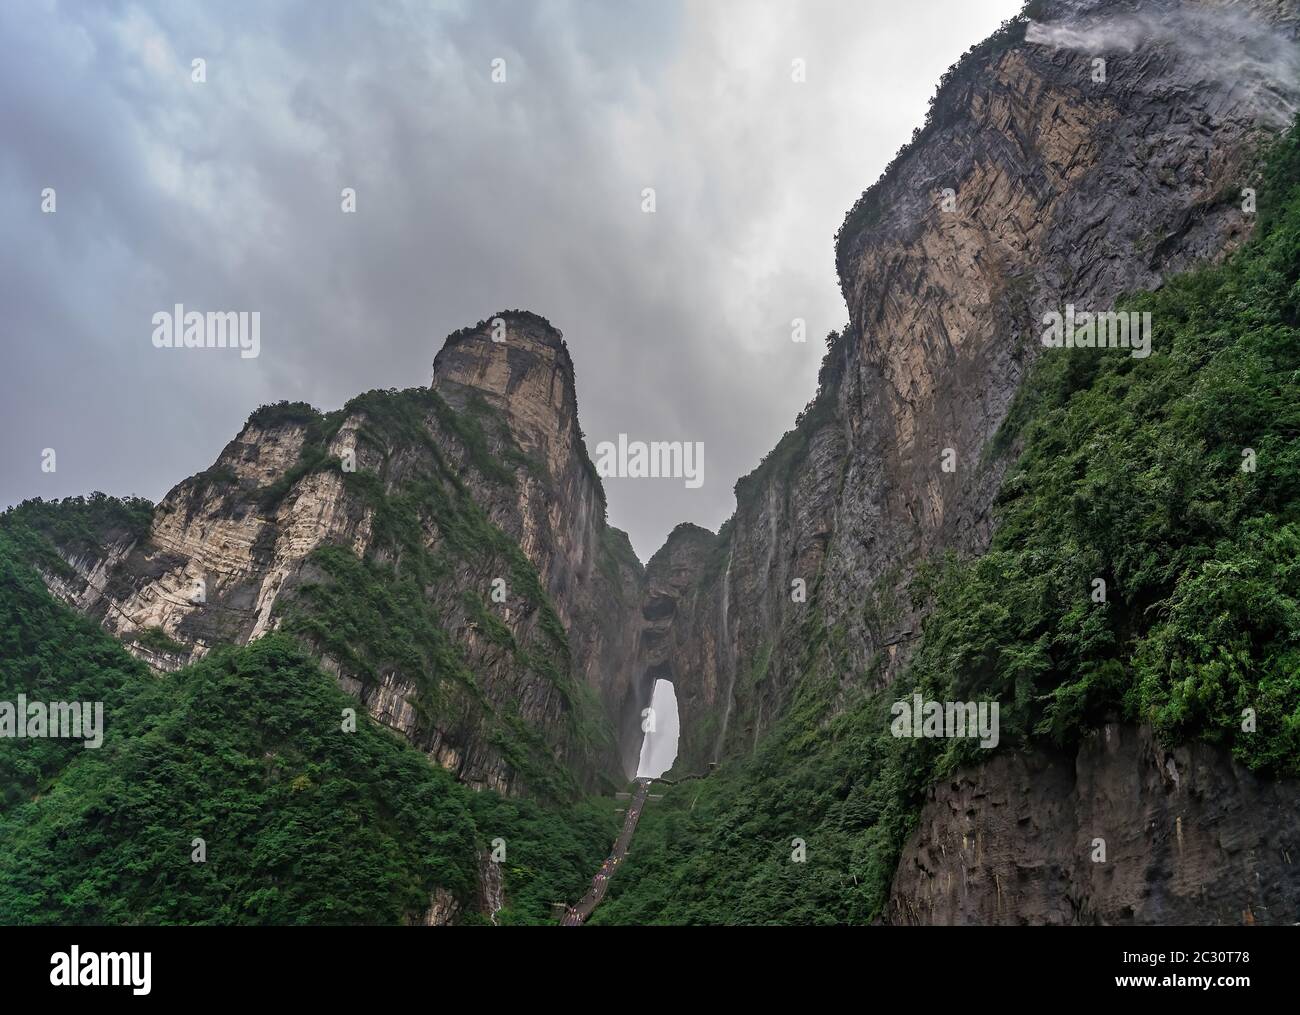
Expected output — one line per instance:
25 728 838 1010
907 125 1300 774
597 125 1300 924
0 530 614 924
592 613 935 925
0 492 153 579
0 538 151 810
279 542 592 801
464 792 620 926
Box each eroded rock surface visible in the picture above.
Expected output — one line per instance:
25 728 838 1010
889 724 1300 925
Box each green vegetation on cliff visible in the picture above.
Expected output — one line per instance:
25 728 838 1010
0 529 614 924
595 123 1300 925
908 124 1300 774
0 492 153 580
267 385 610 798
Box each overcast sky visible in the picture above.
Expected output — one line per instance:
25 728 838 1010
0 0 1022 562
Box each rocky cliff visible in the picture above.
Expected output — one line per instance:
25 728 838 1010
432 313 645 773
616 0 1300 921
31 311 643 798
889 723 1300 925
630 0 1300 770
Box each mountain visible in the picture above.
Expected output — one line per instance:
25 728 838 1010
594 0 1300 924
640 0 1300 774
16 311 645 800
4 0 1300 925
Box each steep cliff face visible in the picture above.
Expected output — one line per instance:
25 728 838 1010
889 723 1300 925
633 0 1300 770
627 523 724 773
605 0 1300 922
433 313 645 768
33 312 642 798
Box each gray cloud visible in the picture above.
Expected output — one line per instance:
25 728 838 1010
0 0 1022 561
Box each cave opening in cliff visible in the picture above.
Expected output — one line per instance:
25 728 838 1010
635 678 679 780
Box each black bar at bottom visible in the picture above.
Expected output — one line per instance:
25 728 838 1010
0 924 1285 1002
